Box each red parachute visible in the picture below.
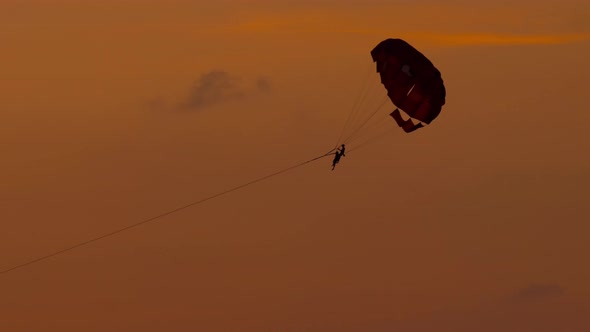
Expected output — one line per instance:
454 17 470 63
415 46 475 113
371 38 446 133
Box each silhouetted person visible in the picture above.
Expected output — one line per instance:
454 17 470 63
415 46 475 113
331 144 346 170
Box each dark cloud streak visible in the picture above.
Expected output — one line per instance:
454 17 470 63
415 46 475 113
512 283 565 301
177 70 271 112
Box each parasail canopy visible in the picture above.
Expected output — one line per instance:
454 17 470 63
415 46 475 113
371 38 446 133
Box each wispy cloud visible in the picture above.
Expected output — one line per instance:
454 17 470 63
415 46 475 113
512 283 565 301
150 70 271 112
422 33 590 46
179 70 246 111
220 3 590 46
255 76 272 93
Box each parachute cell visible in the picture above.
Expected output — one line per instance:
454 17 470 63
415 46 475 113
371 38 446 132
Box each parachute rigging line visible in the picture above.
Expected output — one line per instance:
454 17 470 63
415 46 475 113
340 75 384 144
347 125 396 154
345 114 392 147
0 150 335 276
333 63 374 148
342 95 388 145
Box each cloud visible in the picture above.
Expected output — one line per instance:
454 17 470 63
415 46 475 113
221 3 590 46
512 283 565 301
422 33 590 46
256 76 272 93
177 70 271 111
179 70 244 111
145 97 168 112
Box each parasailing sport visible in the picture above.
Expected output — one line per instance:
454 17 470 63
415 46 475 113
329 38 446 169
0 38 446 275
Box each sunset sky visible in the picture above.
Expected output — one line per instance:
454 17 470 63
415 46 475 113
1 0 589 331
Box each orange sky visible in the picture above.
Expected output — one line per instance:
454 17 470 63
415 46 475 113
1 1 589 331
